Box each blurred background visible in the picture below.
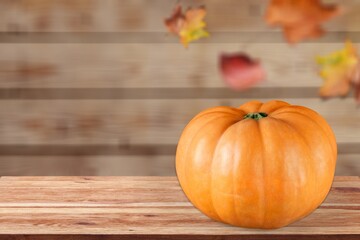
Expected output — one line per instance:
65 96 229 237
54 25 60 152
0 0 358 176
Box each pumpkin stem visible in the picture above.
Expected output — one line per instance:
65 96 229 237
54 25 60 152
243 112 268 120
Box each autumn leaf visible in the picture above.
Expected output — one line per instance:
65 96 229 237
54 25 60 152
316 41 360 103
351 62 360 104
265 0 342 44
165 5 209 47
219 53 266 91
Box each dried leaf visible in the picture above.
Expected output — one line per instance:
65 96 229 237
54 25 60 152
316 41 360 101
265 0 341 43
165 5 184 35
352 62 360 104
165 5 209 47
220 53 266 91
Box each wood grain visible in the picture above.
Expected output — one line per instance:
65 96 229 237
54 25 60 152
0 43 355 88
0 99 358 145
0 156 176 176
0 155 357 176
0 0 358 32
0 176 357 239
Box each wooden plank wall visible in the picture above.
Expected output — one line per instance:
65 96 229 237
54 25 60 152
0 0 359 176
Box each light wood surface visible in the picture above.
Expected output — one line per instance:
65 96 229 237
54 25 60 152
0 176 358 239
0 0 359 176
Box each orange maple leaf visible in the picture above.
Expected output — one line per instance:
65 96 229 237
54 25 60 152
165 5 209 47
265 0 342 44
316 41 360 104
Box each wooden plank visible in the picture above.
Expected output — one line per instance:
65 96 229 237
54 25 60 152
0 156 176 176
0 176 357 238
335 155 360 176
0 155 358 176
0 87 330 99
0 0 354 33
0 99 358 145
0 43 356 88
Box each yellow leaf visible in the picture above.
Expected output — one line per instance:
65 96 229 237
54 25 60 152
165 5 209 47
316 41 359 98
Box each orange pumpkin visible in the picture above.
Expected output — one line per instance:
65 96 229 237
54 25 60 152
176 100 337 229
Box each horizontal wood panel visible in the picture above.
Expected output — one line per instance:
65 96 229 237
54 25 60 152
3 32 360 44
0 156 175 176
0 0 356 33
0 143 358 155
336 155 360 175
0 99 358 145
0 87 332 99
0 43 354 88
0 155 358 176
0 176 358 237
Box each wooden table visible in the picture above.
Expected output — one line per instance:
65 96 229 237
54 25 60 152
0 176 358 240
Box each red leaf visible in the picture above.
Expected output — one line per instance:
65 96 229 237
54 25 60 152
220 53 266 91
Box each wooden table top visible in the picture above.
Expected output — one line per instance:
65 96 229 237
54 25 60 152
0 176 358 240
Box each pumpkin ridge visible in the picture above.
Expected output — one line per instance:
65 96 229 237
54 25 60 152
231 124 239 225
264 117 316 226
210 116 244 223
274 110 337 202
271 109 337 158
185 113 239 221
256 119 267 227
238 100 263 113
259 100 291 114
289 107 337 157
177 113 227 213
265 105 293 115
192 108 245 122
212 120 266 227
270 117 320 206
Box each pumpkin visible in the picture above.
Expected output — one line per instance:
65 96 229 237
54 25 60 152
176 100 337 229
